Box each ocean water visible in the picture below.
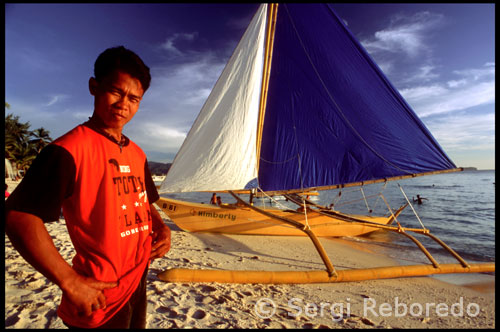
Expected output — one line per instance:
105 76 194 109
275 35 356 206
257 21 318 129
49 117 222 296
160 170 495 268
313 170 496 266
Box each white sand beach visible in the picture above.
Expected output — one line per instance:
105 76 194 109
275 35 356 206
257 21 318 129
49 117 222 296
5 180 495 329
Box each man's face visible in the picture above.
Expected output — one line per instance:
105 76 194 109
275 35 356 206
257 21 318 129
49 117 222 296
89 71 144 131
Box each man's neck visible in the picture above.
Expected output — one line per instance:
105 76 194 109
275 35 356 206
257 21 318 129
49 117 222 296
87 115 123 143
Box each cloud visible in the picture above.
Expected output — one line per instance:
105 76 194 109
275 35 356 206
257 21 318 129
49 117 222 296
6 97 89 138
160 32 199 57
126 121 187 153
446 79 466 88
358 11 446 82
427 112 494 152
45 94 69 107
411 65 439 82
452 63 495 81
400 63 495 117
144 58 225 130
402 81 494 117
361 11 444 58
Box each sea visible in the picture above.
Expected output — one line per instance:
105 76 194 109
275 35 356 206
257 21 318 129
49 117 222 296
160 170 495 282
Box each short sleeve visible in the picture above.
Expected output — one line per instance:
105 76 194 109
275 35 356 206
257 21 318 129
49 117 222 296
5 144 76 222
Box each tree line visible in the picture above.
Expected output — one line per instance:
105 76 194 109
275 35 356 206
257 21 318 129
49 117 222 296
5 103 53 176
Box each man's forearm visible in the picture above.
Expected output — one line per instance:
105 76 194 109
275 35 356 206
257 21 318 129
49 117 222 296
149 203 171 259
150 203 168 231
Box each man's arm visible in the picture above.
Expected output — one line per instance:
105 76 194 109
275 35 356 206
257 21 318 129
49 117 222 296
5 210 117 316
149 204 171 260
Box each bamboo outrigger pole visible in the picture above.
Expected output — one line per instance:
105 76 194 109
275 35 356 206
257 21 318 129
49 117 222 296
228 191 337 277
158 263 494 284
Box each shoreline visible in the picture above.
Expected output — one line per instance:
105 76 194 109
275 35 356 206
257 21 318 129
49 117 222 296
5 205 494 328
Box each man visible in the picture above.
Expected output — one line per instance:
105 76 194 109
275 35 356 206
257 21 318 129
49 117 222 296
413 194 428 205
5 46 171 329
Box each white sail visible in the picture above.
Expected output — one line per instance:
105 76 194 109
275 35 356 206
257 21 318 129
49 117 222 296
160 4 268 193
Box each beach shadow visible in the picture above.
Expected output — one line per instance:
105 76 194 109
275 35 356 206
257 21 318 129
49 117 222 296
163 219 183 232
184 232 342 270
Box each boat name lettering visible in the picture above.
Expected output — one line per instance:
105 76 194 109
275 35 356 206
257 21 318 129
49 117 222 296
162 203 177 212
198 211 236 221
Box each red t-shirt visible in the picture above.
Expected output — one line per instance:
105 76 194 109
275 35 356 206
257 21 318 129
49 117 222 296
6 122 159 327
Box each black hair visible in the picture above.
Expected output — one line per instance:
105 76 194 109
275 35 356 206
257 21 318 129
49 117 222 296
94 46 151 92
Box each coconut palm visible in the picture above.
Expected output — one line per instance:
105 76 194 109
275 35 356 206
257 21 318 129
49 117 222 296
29 127 53 153
11 141 37 174
5 113 31 145
5 135 18 160
5 112 53 176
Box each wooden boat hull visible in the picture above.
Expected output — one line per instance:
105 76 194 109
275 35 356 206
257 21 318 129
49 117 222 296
156 197 402 237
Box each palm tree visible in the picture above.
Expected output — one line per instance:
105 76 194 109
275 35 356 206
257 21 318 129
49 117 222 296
11 141 37 174
29 127 53 153
5 113 32 164
5 113 31 145
5 112 53 176
5 135 18 160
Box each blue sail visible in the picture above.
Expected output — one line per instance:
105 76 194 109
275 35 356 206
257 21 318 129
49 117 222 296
258 4 456 192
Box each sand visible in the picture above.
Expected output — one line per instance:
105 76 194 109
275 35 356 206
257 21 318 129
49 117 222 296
4 180 495 329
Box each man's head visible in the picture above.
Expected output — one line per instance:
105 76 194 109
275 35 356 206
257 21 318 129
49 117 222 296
89 46 151 133
93 46 151 92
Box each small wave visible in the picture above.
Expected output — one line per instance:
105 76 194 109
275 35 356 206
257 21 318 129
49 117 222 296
405 184 463 190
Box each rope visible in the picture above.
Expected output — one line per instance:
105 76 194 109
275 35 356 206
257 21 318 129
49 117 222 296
359 187 371 213
302 197 310 230
331 193 379 208
398 183 426 229
256 187 292 211
379 193 402 228
371 182 388 212
259 154 298 165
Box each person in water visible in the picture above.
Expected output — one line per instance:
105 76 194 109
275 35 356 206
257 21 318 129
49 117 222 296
413 194 428 205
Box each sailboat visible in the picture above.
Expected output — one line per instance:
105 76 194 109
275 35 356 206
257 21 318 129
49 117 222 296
156 4 494 283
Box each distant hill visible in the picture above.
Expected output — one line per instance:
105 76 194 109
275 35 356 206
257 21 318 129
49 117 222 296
148 161 172 175
460 167 478 171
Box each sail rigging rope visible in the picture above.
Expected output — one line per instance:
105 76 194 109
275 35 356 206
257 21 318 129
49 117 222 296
256 187 293 211
378 193 402 227
256 187 312 231
398 183 426 230
301 197 311 230
371 181 388 213
259 154 298 164
359 187 371 213
333 193 382 208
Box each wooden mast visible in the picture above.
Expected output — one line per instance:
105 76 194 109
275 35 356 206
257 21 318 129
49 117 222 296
256 3 278 174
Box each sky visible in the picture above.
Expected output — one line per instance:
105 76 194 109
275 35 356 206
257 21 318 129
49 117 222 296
5 3 495 170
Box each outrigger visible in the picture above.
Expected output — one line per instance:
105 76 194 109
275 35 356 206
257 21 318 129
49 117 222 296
157 190 494 284
155 3 494 283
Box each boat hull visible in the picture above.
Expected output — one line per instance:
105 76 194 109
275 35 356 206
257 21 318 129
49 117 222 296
156 197 399 237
